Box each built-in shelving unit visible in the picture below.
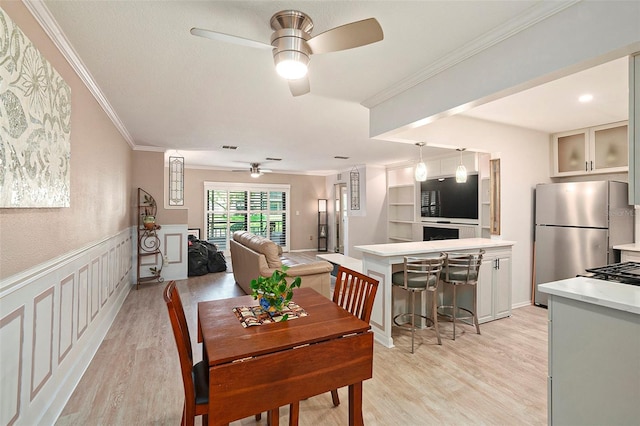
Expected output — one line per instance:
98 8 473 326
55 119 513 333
388 184 415 242
481 177 491 238
137 188 164 289
387 166 417 243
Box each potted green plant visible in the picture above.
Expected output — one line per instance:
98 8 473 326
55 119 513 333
142 214 156 229
250 266 301 319
142 194 157 229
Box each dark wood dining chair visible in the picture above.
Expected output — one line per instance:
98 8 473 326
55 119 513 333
287 266 378 416
164 281 265 426
329 266 379 406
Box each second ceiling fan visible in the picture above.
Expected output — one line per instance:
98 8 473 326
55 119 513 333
191 10 384 96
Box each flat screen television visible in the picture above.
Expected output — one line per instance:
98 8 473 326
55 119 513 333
420 174 479 222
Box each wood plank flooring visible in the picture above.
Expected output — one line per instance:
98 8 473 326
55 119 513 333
56 252 548 425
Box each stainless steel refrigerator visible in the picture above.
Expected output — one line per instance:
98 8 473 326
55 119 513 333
533 181 634 306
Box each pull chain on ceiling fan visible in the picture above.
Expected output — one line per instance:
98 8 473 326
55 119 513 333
190 10 384 96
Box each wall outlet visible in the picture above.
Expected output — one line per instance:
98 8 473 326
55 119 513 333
309 235 313 240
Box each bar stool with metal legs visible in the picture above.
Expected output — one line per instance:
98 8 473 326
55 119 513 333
438 250 484 340
391 253 446 353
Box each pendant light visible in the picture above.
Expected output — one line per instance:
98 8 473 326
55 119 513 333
455 148 467 183
414 142 427 182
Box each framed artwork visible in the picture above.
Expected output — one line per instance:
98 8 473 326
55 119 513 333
0 9 72 208
187 228 201 239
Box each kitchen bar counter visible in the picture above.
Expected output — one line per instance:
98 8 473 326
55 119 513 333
538 277 640 425
356 238 515 257
354 238 515 348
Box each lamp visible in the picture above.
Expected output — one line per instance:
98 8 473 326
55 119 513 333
318 199 328 251
414 142 427 182
455 148 467 183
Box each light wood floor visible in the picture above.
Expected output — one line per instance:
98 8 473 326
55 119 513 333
56 252 548 425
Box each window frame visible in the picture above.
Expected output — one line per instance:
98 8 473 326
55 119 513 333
203 182 291 253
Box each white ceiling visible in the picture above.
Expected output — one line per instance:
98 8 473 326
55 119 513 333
37 1 628 175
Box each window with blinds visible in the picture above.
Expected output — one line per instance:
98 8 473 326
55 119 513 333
204 182 290 251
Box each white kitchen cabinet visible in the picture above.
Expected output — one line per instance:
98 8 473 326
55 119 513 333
620 249 640 262
477 249 512 322
546 292 640 425
553 121 628 176
424 151 478 178
443 247 512 324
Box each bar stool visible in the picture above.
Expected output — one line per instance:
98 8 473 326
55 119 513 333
391 253 446 353
438 250 484 340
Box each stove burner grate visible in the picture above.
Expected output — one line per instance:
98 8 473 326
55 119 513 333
585 262 640 285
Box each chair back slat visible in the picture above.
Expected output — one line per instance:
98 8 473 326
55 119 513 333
444 250 485 284
402 254 446 290
333 266 379 324
164 281 197 412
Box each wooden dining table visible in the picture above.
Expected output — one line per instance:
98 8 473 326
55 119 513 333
197 287 374 426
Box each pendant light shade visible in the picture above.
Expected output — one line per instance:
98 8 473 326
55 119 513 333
455 148 467 183
414 142 427 182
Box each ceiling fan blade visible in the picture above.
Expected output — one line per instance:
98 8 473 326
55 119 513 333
307 18 383 54
288 76 310 97
190 28 273 50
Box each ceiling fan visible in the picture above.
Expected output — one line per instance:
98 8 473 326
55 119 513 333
190 10 384 96
233 163 273 178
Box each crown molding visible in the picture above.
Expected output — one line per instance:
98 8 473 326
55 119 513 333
361 0 581 109
22 0 136 148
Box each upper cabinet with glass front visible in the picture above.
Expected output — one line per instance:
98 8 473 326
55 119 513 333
553 121 628 176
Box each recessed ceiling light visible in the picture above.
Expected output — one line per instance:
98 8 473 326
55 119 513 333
578 94 593 103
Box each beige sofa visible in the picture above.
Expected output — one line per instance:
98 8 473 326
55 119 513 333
229 231 333 298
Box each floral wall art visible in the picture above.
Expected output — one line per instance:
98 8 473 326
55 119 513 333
0 8 71 208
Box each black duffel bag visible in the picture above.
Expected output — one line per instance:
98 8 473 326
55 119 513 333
187 237 209 276
201 240 227 273
187 235 227 276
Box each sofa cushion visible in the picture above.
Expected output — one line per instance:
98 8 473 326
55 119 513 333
233 231 282 268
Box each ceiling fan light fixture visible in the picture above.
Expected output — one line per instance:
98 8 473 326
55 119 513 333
274 50 309 80
250 163 261 178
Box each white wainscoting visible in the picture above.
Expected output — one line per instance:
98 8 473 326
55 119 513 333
132 224 188 284
0 229 133 426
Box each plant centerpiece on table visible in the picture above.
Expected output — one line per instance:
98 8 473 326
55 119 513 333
250 266 301 319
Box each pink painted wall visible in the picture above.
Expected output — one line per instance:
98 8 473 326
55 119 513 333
0 1 134 279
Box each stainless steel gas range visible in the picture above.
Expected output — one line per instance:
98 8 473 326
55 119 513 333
583 262 640 286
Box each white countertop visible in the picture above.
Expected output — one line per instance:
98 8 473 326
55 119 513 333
539 277 640 315
613 243 640 253
354 238 515 257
